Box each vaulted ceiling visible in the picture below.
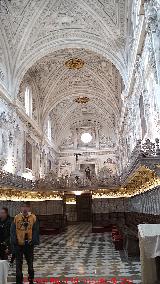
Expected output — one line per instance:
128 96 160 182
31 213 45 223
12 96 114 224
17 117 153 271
0 0 129 149
18 48 123 146
0 0 128 95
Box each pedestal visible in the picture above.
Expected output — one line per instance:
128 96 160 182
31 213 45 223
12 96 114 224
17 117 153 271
138 224 160 284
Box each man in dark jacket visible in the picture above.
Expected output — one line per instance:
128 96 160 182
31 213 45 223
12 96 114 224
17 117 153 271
10 201 39 284
0 207 11 260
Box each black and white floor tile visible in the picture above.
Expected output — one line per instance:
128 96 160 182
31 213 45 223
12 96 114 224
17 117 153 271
8 223 141 284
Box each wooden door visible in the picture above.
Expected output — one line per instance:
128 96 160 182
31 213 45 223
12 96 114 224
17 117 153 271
76 193 92 222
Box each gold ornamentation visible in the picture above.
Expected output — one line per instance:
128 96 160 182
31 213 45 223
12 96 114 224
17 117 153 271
0 188 63 201
92 166 160 198
75 96 90 104
65 58 84 69
0 167 160 200
66 197 76 204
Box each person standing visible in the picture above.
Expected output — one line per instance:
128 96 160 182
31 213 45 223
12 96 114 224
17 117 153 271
85 166 91 180
10 201 39 284
0 207 11 260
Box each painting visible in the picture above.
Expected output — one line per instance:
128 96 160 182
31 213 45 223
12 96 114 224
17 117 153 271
26 140 32 170
80 164 95 180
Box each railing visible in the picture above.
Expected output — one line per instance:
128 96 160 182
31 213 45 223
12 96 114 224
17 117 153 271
0 170 120 191
0 138 159 191
35 175 120 191
0 171 34 190
121 138 160 182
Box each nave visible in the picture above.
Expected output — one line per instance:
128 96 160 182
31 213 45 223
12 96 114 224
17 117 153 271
0 0 160 283
8 224 141 284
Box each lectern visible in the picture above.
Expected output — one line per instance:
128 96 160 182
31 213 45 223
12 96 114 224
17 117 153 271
138 224 160 284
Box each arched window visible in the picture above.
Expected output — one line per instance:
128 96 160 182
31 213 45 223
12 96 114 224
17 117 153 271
48 118 52 141
25 86 32 117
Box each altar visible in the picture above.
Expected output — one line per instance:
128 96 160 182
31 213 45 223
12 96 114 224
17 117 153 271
138 224 160 284
0 260 9 284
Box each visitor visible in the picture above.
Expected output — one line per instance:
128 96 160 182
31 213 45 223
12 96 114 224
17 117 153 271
0 207 11 260
10 201 39 284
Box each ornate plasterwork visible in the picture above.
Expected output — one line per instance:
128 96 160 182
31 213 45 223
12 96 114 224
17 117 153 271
75 96 90 104
0 0 128 96
0 0 127 56
17 73 41 123
0 99 24 174
0 97 57 178
119 0 160 172
17 48 122 148
65 58 85 70
1 0 160 196
24 49 122 111
48 96 118 146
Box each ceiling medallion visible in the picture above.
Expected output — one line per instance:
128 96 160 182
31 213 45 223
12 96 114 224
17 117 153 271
65 58 84 70
75 96 90 104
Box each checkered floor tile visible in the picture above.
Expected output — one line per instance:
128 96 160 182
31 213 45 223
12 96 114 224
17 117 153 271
7 223 141 284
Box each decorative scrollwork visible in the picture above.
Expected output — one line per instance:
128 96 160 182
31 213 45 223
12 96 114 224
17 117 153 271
65 58 85 70
75 96 90 104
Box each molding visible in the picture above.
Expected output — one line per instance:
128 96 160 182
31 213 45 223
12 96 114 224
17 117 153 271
15 99 42 137
127 15 145 96
0 83 13 104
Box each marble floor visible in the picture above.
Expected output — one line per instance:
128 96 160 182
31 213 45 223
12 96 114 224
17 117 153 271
8 223 141 284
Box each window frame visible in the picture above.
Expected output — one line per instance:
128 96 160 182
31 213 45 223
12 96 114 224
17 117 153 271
25 86 32 117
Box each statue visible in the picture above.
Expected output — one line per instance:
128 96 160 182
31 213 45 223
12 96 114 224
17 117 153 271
85 166 91 180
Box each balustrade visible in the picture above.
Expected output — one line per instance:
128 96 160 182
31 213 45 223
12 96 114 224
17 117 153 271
0 138 159 191
0 171 34 189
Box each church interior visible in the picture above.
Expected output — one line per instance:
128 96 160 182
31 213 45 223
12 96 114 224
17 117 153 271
0 0 160 283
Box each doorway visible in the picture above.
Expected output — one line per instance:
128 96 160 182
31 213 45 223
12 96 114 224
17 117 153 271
76 193 92 222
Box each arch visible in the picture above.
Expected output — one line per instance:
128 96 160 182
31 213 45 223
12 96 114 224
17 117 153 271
13 40 127 97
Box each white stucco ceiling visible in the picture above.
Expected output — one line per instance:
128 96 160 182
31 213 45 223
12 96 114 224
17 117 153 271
0 0 128 95
18 48 123 145
0 0 128 149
